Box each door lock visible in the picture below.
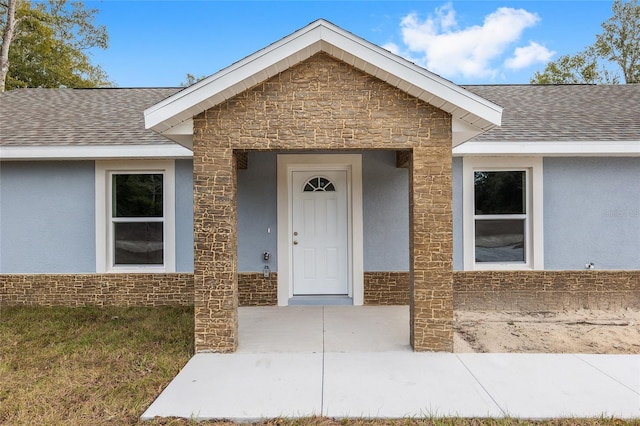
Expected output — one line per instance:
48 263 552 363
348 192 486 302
293 231 298 236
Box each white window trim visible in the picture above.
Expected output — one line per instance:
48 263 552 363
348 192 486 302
462 157 544 271
96 160 176 273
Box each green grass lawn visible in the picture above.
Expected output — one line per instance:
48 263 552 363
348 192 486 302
0 306 637 426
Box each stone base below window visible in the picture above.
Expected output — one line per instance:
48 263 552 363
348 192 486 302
454 270 640 311
0 273 193 307
3 270 638 312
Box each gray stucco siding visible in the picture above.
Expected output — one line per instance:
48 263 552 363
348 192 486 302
5 156 635 275
175 159 195 272
237 151 410 272
237 152 279 272
452 157 463 271
362 151 409 271
543 157 640 270
0 161 96 273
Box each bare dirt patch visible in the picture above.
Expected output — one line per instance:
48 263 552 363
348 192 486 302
454 308 640 354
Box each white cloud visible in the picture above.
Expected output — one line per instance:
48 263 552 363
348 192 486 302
382 42 400 56
394 3 545 80
505 41 555 70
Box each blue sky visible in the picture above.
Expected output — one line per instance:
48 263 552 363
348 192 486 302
87 1 614 87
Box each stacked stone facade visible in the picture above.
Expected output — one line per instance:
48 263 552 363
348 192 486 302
453 270 640 311
3 271 638 311
192 52 453 352
0 274 193 307
238 273 278 306
363 272 410 305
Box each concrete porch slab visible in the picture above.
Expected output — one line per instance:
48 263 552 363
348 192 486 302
575 354 640 394
142 307 640 422
237 306 324 353
141 352 323 421
322 352 503 418
323 306 410 352
456 353 640 419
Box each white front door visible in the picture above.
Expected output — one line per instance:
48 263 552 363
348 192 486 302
291 170 349 295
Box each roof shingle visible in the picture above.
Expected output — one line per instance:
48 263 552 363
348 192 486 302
1 84 639 147
0 88 180 146
464 84 640 142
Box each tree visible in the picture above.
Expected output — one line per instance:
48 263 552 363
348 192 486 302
531 0 639 84
595 0 640 83
0 0 19 91
180 73 207 87
531 48 620 84
0 0 110 92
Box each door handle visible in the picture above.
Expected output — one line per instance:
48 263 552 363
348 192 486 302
293 241 298 245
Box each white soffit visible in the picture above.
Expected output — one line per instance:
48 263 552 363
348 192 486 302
453 141 640 157
145 19 502 147
0 144 194 160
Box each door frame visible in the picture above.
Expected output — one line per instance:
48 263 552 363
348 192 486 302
277 154 363 306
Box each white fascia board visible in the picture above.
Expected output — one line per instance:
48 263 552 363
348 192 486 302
145 19 502 137
453 141 640 157
0 144 194 160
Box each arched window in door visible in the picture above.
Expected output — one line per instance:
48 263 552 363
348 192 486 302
303 176 336 192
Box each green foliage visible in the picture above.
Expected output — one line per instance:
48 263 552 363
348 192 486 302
531 0 639 84
595 0 640 83
530 49 619 84
180 72 207 87
1 0 111 89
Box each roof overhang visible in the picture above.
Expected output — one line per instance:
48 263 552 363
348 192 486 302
0 144 193 160
145 19 502 149
453 140 640 157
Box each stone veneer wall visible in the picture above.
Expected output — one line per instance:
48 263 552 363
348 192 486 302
363 272 410 305
193 51 453 352
453 271 640 311
0 274 193 307
238 273 278 306
363 271 640 309
2 271 638 311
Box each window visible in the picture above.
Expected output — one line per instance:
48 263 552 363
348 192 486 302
96 161 175 272
463 158 543 270
303 176 336 192
112 174 164 265
474 171 526 263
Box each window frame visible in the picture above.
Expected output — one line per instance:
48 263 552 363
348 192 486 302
96 160 175 273
462 157 543 271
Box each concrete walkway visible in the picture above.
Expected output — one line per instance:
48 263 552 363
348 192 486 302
142 306 640 421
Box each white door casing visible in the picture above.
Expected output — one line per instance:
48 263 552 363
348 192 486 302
277 154 363 306
292 170 348 295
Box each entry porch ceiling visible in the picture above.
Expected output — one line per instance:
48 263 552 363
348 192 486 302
145 20 502 149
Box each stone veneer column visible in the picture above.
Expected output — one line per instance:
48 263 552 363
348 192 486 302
193 143 238 353
409 146 454 351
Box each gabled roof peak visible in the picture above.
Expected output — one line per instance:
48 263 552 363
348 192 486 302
144 19 502 148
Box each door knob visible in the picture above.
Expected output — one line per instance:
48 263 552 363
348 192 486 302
293 240 298 245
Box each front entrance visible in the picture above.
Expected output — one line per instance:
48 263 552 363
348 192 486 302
277 154 364 306
291 170 348 295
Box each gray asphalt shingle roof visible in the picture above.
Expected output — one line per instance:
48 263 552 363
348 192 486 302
1 84 638 147
465 84 640 142
0 87 180 146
